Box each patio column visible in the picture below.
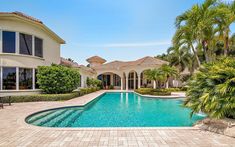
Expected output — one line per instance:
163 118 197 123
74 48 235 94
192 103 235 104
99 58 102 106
126 74 128 91
133 72 136 90
110 74 114 86
137 72 141 89
121 76 123 90
153 80 156 89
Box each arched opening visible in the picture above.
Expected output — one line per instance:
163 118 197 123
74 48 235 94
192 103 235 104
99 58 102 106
97 72 121 89
128 71 138 90
140 70 154 88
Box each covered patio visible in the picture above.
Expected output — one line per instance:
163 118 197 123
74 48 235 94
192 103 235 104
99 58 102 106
91 56 169 90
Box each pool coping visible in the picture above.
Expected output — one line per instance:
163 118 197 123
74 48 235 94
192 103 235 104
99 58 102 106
20 90 198 131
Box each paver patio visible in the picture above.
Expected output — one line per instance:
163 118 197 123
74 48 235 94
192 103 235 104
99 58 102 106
0 91 235 147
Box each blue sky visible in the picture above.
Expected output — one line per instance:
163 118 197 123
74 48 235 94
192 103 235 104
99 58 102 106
0 0 224 65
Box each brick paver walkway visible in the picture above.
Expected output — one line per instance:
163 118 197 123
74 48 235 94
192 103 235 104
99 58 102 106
0 91 234 147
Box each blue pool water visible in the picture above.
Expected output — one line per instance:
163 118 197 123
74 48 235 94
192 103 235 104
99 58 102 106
26 92 205 127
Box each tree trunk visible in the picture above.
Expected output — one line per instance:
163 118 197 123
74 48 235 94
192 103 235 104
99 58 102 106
166 80 169 89
191 44 201 67
224 34 229 56
202 40 210 63
154 80 158 89
153 80 157 89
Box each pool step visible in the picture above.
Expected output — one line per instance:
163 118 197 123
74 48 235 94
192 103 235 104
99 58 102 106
64 109 84 127
27 110 57 124
32 109 68 126
47 109 76 127
57 109 84 127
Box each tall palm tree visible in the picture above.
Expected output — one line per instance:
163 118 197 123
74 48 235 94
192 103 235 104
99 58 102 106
175 0 218 63
167 46 193 72
173 25 201 67
216 1 235 56
159 64 179 88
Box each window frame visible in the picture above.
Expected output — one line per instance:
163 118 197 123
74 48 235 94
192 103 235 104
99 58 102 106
1 30 44 59
34 36 43 58
19 33 33 56
19 67 33 90
2 67 17 90
2 31 16 53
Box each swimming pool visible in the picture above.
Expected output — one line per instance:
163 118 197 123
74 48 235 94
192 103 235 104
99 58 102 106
26 92 205 127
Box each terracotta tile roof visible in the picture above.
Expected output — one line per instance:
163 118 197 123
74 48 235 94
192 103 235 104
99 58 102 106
0 11 43 24
94 56 168 70
86 56 106 63
60 57 79 67
60 57 96 73
0 11 65 44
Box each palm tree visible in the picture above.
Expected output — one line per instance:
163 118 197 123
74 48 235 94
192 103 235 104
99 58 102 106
159 64 179 88
143 69 165 89
216 1 235 56
167 46 193 72
173 24 201 67
175 0 218 63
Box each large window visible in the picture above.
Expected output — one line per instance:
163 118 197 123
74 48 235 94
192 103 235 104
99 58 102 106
19 68 33 89
34 37 43 57
2 31 43 58
2 31 16 53
2 67 16 90
20 33 32 55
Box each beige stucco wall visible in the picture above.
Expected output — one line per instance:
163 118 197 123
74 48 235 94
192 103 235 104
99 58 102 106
78 68 96 88
0 19 61 68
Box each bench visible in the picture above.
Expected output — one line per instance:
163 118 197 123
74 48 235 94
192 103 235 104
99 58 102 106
0 96 11 109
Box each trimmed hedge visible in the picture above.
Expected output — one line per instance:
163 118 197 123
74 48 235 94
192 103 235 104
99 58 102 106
6 92 79 103
135 88 171 96
4 87 100 103
79 87 100 95
135 87 187 96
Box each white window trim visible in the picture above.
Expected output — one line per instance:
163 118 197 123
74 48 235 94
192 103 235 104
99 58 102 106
0 67 37 91
1 30 44 59
32 35 35 56
0 29 2 53
16 32 19 54
32 68 35 90
0 67 2 90
16 67 19 90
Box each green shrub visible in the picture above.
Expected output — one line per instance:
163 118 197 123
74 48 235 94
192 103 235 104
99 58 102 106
135 88 171 96
109 85 114 89
164 88 181 92
37 64 80 94
180 87 188 91
135 88 152 95
6 92 79 103
86 78 102 88
184 57 235 119
3 87 100 103
79 87 100 95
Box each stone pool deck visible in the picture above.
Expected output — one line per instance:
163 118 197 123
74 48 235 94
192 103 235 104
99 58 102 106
0 90 235 147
